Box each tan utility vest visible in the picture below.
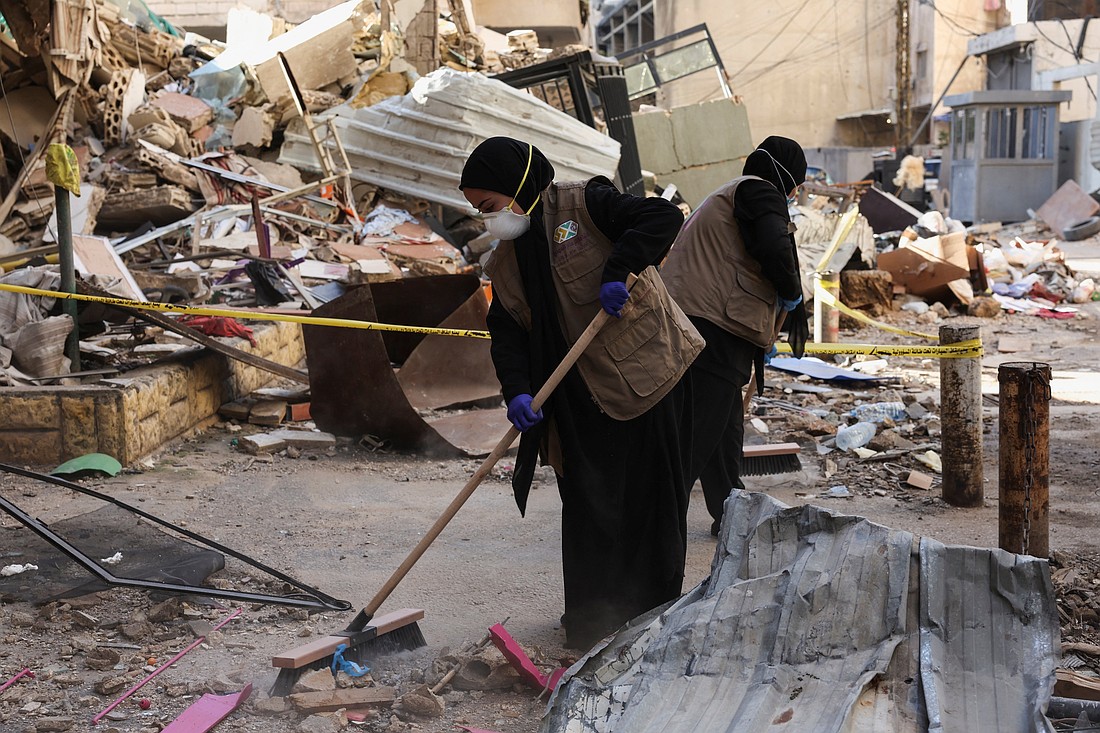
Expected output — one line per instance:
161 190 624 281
661 176 784 348
484 180 704 421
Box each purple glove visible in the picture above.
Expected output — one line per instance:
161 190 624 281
506 394 543 432
599 281 629 318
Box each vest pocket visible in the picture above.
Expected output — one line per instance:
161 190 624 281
604 307 682 397
724 269 775 335
553 244 603 305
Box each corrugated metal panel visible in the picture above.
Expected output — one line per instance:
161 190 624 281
278 69 621 212
543 491 1060 733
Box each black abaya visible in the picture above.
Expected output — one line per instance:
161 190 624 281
466 140 690 649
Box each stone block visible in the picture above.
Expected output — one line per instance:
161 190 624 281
0 393 60 429
0 321 305 466
631 108 678 177
659 160 743 209
669 98 754 170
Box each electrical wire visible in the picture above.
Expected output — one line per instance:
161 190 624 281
1057 17 1097 101
727 0 816 79
922 0 985 37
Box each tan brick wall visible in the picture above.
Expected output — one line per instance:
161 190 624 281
0 322 305 467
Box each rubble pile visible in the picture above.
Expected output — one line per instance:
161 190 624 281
792 181 1098 331
0 0 590 390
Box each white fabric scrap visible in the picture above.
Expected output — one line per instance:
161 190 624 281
1 563 39 576
100 552 123 566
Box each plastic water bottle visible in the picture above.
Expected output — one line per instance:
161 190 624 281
836 422 877 451
848 402 908 423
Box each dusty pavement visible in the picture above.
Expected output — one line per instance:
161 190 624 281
2 296 1100 732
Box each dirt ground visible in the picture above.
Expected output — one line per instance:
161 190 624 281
2 296 1100 732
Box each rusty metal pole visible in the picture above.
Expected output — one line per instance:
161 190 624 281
940 324 983 506
813 270 840 343
998 362 1051 557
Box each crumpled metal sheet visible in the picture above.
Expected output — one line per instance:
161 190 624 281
278 68 621 212
543 491 1059 733
303 274 504 456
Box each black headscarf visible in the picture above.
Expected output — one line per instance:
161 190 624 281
461 137 562 513
742 136 807 196
459 137 554 211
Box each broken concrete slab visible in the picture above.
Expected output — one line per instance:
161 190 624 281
279 68 620 212
1036 179 1100 235
266 429 336 450
240 433 287 454
98 186 198 228
232 105 275 148
631 98 754 207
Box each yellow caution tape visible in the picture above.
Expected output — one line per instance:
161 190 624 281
813 279 938 341
1 283 983 356
775 339 983 359
813 205 860 273
0 283 492 340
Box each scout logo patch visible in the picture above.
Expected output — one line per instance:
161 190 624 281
554 220 579 244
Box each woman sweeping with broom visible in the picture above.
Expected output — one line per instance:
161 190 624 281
460 137 703 650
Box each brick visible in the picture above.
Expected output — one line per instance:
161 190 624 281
150 92 214 133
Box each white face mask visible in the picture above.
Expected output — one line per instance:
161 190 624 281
483 209 532 239
479 142 541 241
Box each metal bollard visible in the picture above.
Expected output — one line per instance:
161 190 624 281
998 362 1051 557
940 324 983 507
813 270 840 343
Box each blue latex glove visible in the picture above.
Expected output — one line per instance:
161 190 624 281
599 281 629 318
763 344 778 365
507 394 543 432
331 643 370 678
778 293 803 312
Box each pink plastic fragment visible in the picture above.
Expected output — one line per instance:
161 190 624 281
488 623 567 693
162 683 253 732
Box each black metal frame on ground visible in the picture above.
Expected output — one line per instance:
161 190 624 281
493 51 645 197
0 462 351 611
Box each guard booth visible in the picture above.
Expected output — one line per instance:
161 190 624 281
944 90 1070 223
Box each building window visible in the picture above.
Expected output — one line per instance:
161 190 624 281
1022 106 1054 159
985 107 1017 159
596 0 655 57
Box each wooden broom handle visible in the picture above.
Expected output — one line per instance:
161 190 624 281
363 273 638 617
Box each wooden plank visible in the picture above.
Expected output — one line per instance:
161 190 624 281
1036 179 1100 235
742 443 801 458
289 686 395 713
1054 669 1100 702
272 608 425 668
